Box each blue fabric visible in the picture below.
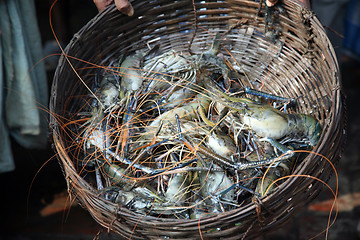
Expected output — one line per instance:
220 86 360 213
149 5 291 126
0 0 48 173
311 0 349 61
343 0 360 60
0 19 15 174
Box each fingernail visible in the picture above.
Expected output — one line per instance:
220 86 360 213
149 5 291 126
266 0 278 7
119 4 134 16
127 5 134 16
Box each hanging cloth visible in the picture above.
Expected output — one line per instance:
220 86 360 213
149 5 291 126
0 0 48 173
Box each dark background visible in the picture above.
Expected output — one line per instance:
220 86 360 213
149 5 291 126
1 1 360 239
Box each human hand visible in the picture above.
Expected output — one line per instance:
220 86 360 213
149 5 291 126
265 0 310 8
296 0 310 8
93 0 134 16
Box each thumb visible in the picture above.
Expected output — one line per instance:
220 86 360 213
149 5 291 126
114 0 134 16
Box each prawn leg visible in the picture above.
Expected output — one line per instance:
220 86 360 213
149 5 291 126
235 149 294 170
255 138 296 196
219 181 257 196
259 137 293 155
99 186 188 216
244 87 296 108
87 128 156 174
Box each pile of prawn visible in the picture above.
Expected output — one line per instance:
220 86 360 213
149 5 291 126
73 35 322 219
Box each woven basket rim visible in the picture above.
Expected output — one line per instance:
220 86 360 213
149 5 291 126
49 0 345 238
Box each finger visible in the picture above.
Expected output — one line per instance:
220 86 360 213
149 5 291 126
266 0 278 7
266 0 310 9
93 0 113 12
295 0 311 8
114 0 134 16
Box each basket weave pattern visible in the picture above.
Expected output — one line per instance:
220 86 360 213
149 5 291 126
50 0 345 239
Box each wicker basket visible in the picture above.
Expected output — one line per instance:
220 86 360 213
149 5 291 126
50 0 346 239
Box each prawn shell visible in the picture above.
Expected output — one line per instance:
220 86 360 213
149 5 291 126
119 52 145 92
206 132 236 159
200 164 235 201
241 105 290 139
165 173 189 203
